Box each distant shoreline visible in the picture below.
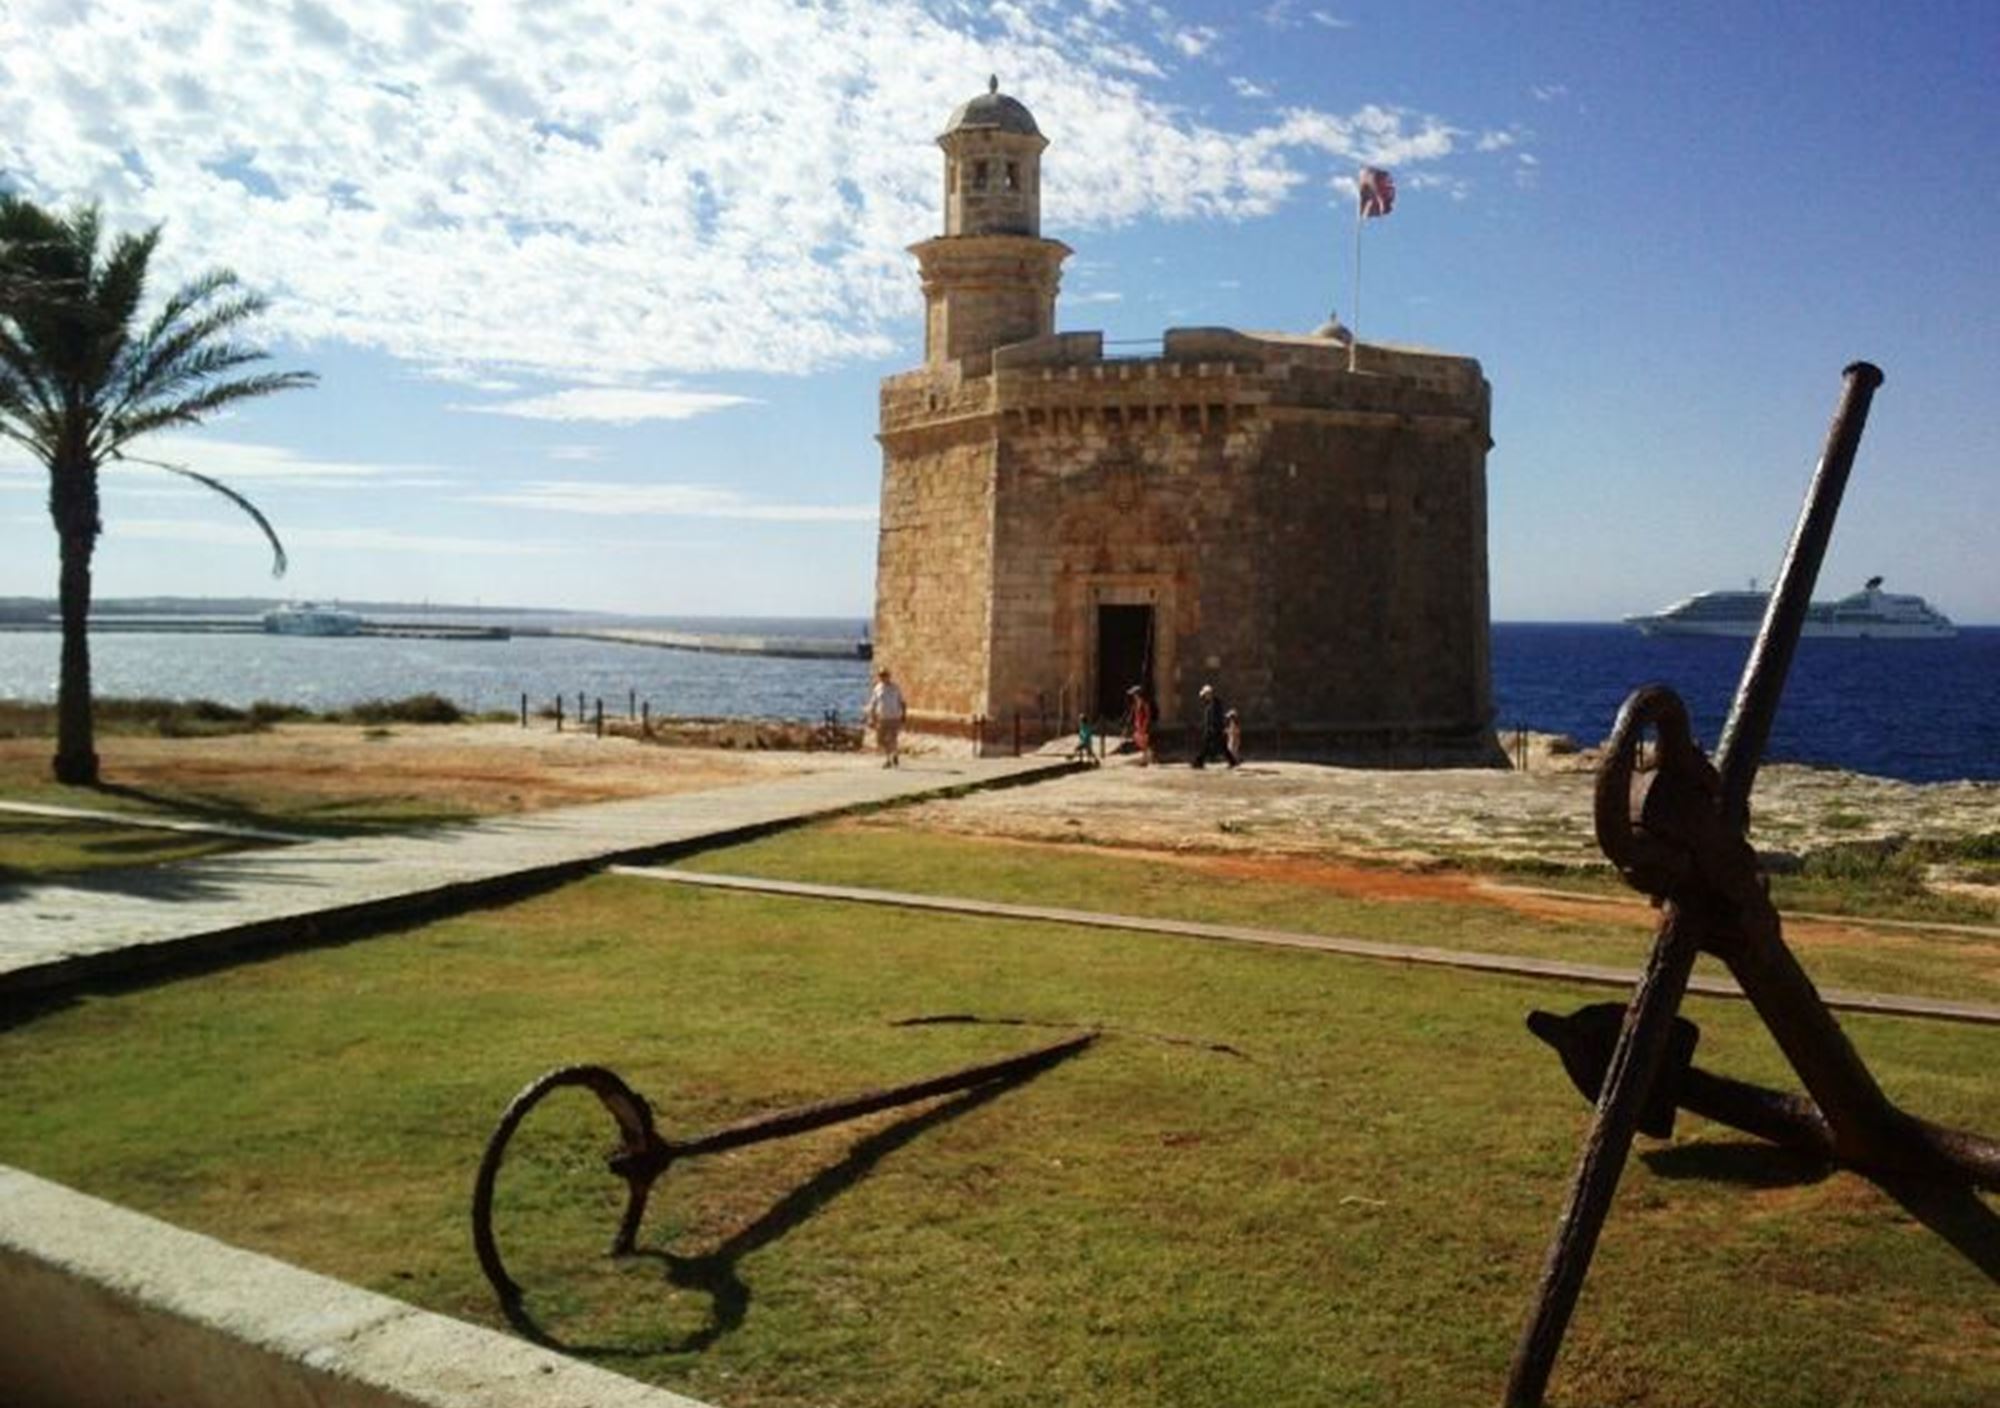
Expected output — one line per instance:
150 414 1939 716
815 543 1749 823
2 600 1991 630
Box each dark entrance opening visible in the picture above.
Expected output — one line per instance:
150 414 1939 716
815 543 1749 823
1095 604 1155 724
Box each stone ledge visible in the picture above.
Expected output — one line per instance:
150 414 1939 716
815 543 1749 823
0 1164 713 1408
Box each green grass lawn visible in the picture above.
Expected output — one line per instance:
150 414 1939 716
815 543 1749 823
2 866 1994 1408
677 824 2000 1010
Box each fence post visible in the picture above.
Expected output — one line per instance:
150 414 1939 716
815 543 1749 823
642 701 651 735
629 688 637 718
520 692 527 729
555 696 564 733
594 698 603 737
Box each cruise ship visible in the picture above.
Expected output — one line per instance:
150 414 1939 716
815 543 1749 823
1626 578 1956 639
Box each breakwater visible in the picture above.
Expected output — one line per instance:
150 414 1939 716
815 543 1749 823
526 626 870 660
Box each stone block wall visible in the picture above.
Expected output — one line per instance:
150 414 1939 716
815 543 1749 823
873 396 998 732
875 331 1498 760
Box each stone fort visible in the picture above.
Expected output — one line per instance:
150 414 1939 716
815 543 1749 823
872 81 1499 763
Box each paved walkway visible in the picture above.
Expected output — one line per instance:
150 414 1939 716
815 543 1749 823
615 867 2000 1028
0 757 1070 999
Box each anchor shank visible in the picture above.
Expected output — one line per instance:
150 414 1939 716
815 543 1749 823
1504 899 1707 1408
1719 923 1905 1164
1715 361 1883 829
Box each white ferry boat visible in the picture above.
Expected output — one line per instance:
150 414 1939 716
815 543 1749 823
1626 578 1956 639
261 602 365 636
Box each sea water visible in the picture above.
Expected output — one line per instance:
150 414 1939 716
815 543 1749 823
0 618 1992 783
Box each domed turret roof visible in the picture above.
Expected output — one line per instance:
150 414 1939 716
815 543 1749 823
943 76 1041 137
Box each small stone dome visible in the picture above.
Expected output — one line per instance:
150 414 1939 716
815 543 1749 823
944 76 1041 137
1313 310 1352 343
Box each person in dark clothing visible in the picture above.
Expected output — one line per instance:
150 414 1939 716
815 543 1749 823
1193 682 1235 768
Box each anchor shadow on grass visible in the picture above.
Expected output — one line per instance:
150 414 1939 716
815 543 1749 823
1640 1139 1833 1190
502 1076 1028 1357
1641 1139 2000 1285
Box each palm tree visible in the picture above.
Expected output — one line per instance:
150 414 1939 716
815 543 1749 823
0 197 314 785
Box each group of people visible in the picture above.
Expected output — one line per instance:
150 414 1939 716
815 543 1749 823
865 667 1241 770
1122 680 1238 768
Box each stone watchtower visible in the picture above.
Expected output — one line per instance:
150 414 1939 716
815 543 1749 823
910 77 1071 366
874 83 1500 764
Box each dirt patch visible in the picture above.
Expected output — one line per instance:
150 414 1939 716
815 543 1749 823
0 721 855 818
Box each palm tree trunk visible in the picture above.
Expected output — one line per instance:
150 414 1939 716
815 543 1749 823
50 430 100 787
53 527 98 785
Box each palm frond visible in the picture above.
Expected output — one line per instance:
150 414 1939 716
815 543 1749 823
102 369 318 448
135 269 247 346
60 205 102 275
0 325 60 430
107 299 277 418
93 227 159 332
114 451 289 578
0 420 50 457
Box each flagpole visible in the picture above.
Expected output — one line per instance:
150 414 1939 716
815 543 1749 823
1349 186 1363 374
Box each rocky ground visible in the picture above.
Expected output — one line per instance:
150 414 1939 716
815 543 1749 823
879 733 1999 880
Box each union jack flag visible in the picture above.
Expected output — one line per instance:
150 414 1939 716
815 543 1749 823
1358 166 1396 218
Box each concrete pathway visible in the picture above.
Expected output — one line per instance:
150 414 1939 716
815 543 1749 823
616 867 2000 1028
0 757 1069 999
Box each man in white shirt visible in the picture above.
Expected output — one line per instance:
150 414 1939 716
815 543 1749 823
864 668 907 767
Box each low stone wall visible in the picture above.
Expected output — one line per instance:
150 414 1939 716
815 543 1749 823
0 1165 714 1408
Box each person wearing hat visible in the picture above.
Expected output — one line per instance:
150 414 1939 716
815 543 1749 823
1193 682 1234 769
864 667 907 767
1124 683 1154 766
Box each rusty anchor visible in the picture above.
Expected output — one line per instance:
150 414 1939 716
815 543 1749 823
471 1031 1095 1313
1503 363 2000 1406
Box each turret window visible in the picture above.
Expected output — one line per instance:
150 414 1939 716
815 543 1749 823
972 160 989 190
1005 161 1020 190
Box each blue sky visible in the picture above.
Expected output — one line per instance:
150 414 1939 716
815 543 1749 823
2 0 1994 622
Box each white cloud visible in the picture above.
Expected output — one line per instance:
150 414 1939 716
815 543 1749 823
1170 25 1219 58
1530 83 1570 102
1229 76 1272 99
1310 10 1353 28
0 1 1515 383
548 445 605 462
455 387 756 425
465 480 875 522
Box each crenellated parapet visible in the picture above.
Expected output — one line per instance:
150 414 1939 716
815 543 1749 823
884 326 1489 446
